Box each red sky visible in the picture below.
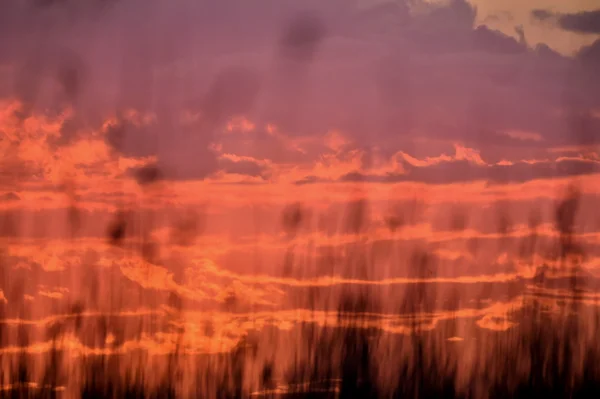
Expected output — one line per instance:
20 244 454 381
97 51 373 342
0 0 600 391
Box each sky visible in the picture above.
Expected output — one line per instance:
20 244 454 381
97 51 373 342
0 0 600 391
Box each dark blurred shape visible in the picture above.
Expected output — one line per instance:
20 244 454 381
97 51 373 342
385 201 408 233
337 293 381 399
282 202 304 236
495 201 512 251
495 202 511 236
282 249 295 277
13 57 43 123
68 203 81 236
404 248 436 314
344 198 368 234
33 0 65 7
569 111 600 147
467 236 480 257
555 184 582 266
57 53 85 104
558 10 600 34
223 289 237 310
167 291 183 312
555 184 580 237
45 320 63 341
107 211 127 245
201 66 260 126
70 301 85 332
104 116 127 152
33 0 117 10
449 207 468 231
9 277 25 303
385 197 426 233
531 9 555 21
280 11 326 62
519 208 541 260
261 361 275 391
204 320 215 337
0 211 19 237
171 209 203 247
385 208 403 233
134 163 163 186
63 180 82 236
141 240 159 264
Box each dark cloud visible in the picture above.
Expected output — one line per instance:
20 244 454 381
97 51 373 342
294 175 321 186
532 9 600 34
533 43 566 61
471 25 526 54
104 66 261 180
1 0 599 184
484 11 514 24
198 66 262 127
531 9 555 22
300 158 600 186
279 12 326 63
563 111 600 145
559 10 600 34
129 164 164 186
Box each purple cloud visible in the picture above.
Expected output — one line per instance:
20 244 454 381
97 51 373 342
0 0 599 183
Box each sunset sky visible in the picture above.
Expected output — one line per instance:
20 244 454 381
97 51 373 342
0 0 600 371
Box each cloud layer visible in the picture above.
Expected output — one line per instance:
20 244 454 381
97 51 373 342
0 0 598 185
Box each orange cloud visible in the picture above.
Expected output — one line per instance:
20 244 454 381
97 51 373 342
399 143 485 167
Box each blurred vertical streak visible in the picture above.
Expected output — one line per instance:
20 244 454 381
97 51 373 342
270 11 326 138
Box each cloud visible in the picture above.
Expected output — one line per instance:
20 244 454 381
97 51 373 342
129 163 163 186
291 143 600 185
532 8 600 34
218 157 269 178
578 38 600 64
333 159 600 185
531 9 555 22
0 0 599 187
558 10 600 34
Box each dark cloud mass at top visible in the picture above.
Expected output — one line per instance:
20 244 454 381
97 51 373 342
0 0 599 183
559 9 600 34
531 9 554 22
532 8 600 34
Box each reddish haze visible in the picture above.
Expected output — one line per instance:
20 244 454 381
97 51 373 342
1 0 600 397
